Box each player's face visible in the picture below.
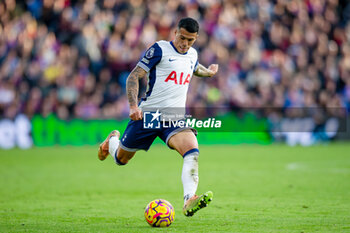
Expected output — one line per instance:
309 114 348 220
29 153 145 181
173 27 198 54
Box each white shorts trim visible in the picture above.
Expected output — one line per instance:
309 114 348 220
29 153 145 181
119 142 148 152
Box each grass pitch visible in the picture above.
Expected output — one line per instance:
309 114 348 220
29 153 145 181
0 142 350 232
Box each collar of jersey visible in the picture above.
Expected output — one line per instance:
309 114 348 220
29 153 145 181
170 41 188 55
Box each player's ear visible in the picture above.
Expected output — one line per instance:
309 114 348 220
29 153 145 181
192 33 198 42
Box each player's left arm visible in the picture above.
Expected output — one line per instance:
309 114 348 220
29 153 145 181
194 63 219 77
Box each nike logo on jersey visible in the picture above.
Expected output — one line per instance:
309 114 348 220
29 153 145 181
169 58 176 62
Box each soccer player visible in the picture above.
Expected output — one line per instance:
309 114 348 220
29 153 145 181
98 17 218 217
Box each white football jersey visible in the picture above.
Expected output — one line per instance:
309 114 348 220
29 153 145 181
137 40 198 111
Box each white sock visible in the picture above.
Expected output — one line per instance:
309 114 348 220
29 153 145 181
182 152 199 204
108 136 120 160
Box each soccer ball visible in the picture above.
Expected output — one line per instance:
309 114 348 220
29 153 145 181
144 199 175 227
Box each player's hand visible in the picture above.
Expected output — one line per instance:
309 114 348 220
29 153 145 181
207 64 219 77
129 106 143 121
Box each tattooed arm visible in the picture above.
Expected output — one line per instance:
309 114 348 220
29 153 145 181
126 66 147 120
194 63 219 77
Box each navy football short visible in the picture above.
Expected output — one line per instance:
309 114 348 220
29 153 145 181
119 120 197 152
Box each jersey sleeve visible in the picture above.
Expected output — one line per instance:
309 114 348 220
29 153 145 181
137 43 162 72
193 60 199 73
192 48 199 73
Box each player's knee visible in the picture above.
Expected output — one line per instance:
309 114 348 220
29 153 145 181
115 149 135 166
114 153 128 166
117 156 129 165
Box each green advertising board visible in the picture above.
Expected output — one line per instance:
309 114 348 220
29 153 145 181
31 114 271 146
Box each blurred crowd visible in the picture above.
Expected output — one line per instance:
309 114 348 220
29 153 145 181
1 0 350 120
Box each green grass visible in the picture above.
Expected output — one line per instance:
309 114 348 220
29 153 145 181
1 143 350 232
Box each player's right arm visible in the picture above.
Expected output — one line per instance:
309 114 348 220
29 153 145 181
126 42 162 120
126 66 147 120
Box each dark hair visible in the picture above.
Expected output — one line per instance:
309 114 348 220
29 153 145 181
178 17 199 33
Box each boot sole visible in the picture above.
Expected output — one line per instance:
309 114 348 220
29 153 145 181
184 191 213 217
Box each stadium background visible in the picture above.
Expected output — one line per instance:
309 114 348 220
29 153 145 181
1 1 350 232
1 0 350 149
